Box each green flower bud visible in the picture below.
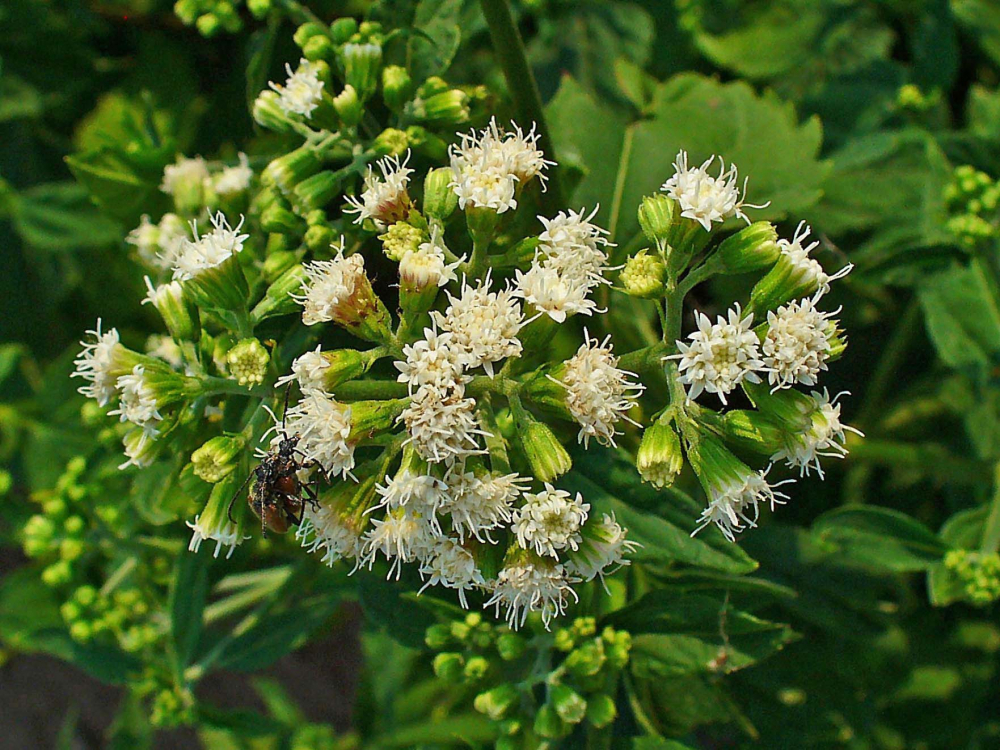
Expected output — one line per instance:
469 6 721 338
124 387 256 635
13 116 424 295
251 263 308 323
719 410 786 457
415 89 471 127
63 516 85 535
333 85 362 127
423 168 459 221
638 194 677 245
620 250 666 298
75 585 97 607
196 13 222 38
261 202 302 234
406 125 449 161
60 538 84 561
246 0 271 19
358 21 383 38
347 399 409 444
143 277 198 342
330 17 358 44
463 655 489 681
293 171 343 212
264 146 323 195
748 227 851 315
713 221 780 274
495 632 527 661
564 638 606 679
382 65 413 112
553 627 576 652
42 560 72 586
474 684 519 721
294 22 327 48
174 0 198 23
343 42 382 101
226 339 269 387
450 620 472 642
432 652 465 681
191 435 246 483
533 704 568 740
495 738 518 750
425 623 452 649
515 412 572 483
636 420 683 488
372 127 410 157
253 90 296 133
379 221 426 261
604 627 631 668
550 684 587 725
70 620 93 642
262 249 298 282
574 617 597 638
586 693 617 728
304 224 335 253
61 601 82 622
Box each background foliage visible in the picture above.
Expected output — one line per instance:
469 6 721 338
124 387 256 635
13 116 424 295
2 0 1000 748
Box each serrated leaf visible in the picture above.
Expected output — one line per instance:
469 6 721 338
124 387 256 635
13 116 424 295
813 506 948 572
66 141 174 224
10 182 122 251
407 0 462 82
919 262 1000 372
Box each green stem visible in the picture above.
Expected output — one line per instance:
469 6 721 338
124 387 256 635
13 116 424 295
981 463 1000 554
478 0 562 210
200 376 271 399
855 298 921 432
335 379 409 401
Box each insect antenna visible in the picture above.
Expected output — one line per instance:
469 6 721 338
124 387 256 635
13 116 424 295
226 469 256 524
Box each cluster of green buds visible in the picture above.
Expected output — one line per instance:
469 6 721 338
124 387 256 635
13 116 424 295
174 0 266 36
135 664 197 728
943 164 1000 250
944 549 1000 606
427 614 630 747
60 585 159 653
624 150 857 541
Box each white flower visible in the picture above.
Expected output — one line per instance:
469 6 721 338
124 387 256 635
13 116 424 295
395 327 467 395
565 513 640 583
126 215 160 266
515 264 597 323
156 213 189 270
293 248 373 327
419 538 485 608
771 390 862 477
171 213 248 281
763 296 838 390
269 59 324 117
778 221 853 296
441 469 528 542
449 118 552 214
160 156 210 196
485 561 579 629
555 331 643 447
277 346 330 391
108 365 163 433
187 515 247 559
694 468 790 542
146 334 184 370
434 273 524 376
513 484 590 558
120 428 157 470
373 469 449 516
360 509 439 579
344 152 413 229
72 320 123 406
297 503 361 565
398 228 461 289
213 152 253 195
401 386 487 464
660 150 767 230
142 276 184 310
669 304 764 403
281 390 355 479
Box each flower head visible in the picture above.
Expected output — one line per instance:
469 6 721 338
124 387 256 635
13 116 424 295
512 484 590 558
213 152 253 195
763 296 838 390
281 390 355 479
293 245 386 336
171 213 248 281
555 332 643 447
374 469 449 516
361 509 439 579
160 156 209 198
776 221 853 296
398 228 462 289
434 274 524 376
771 390 862 477
345 152 413 229
565 513 640 583
72 320 125 406
108 365 163 434
298 502 362 565
400 386 487 464
485 559 579 629
419 538 485 608
660 150 766 230
441 469 528 542
669 304 764 403
269 59 325 117
395 327 467 396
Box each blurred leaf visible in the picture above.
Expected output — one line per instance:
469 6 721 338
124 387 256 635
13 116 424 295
919 262 1000 371
66 141 174 225
371 713 497 747
624 739 697 750
813 506 948 572
928 505 988 605
246 16 279 111
107 691 153 750
8 182 122 251
0 73 43 122
407 0 462 82
170 545 212 669
952 0 1000 66
358 568 437 647
197 705 284 737
912 0 960 90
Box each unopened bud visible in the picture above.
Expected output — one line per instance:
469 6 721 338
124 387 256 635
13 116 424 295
253 90 296 133
433 652 464 681
304 224 335 253
620 250 666 298
294 22 326 48
191 435 246 483
262 249 298 282
603 627 631 668
495 632 526 661
372 127 409 157
463 655 489 681
226 338 269 387
343 42 382 101
423 168 459 221
329 17 358 44
246 0 271 19
406 126 448 161
474 684 519 721
586 693 617 728
264 146 323 195
415 89 470 127
550 684 587 725
293 171 343 212
564 638 606 678
720 410 785 457
713 221 780 274
533 704 568 740
636 420 683 488
251 264 308 323
382 65 413 111
638 194 676 245
260 202 301 234
333 85 362 127
380 221 425 261
425 623 452 649
515 414 572 483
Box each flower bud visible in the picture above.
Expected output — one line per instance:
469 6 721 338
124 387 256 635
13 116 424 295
121 428 161 469
294 22 326 48
719 410 786 457
636 420 683 488
162 156 209 215
432 652 465 681
330 17 358 44
515 412 572 483
463 655 489 681
603 627 631 668
423 168 459 221
196 13 223 38
246 0 271 19
262 249 298 282
299 225 331 254
253 90 296 133
415 89 470 126
264 146 323 195
379 221 426 261
226 338 269 387
143 278 198 342
191 435 246 483
261 202 302 234
187 470 250 559
550 684 587 725
381 65 413 112
333 85 362 127
251 263 308 323
620 250 666 298
712 221 780 274
405 125 448 161
425 623 452 649
293 171 343 213
564 638 606 678
343 42 382 101
372 127 409 157
637 194 676 245
586 693 617 728
533 704 568 740
303 35 333 63
474 684 519 721
495 632 527 661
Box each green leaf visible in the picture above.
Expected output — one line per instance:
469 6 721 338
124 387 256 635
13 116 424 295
9 182 122 251
407 0 462 81
563 446 758 574
952 0 1000 67
624 738 697 750
812 506 948 572
919 263 1000 372
358 568 437 647
65 141 174 224
170 545 212 669
371 713 497 748
928 506 988 606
